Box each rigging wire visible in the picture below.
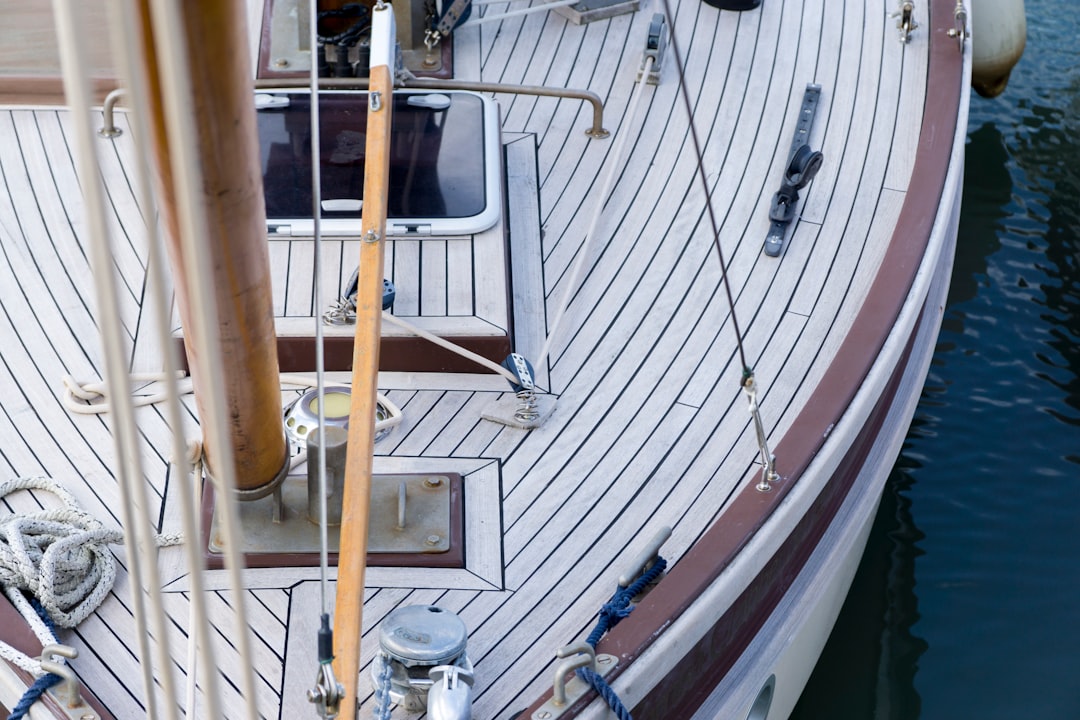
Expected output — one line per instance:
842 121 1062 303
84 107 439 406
100 2 223 714
658 0 779 489
51 2 181 718
308 5 346 717
143 1 262 716
309 0 333 628
658 0 749 375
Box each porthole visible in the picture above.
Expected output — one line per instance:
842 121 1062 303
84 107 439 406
746 674 775 720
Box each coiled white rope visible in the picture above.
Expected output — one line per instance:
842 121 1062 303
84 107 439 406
0 477 182 630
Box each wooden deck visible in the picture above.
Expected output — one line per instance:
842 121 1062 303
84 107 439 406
0 0 944 718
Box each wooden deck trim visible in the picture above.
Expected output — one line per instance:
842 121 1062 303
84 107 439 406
525 0 966 715
0 75 117 106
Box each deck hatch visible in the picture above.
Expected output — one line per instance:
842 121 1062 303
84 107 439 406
258 90 502 237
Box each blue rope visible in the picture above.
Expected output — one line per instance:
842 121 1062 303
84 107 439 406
576 556 668 720
30 598 59 639
8 673 62 720
585 558 667 647
577 667 632 720
7 595 63 719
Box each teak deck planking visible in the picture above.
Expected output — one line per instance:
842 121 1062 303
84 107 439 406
0 0 934 717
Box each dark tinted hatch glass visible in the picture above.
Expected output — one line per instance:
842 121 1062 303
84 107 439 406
259 92 487 220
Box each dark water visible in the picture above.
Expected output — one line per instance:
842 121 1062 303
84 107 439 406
792 2 1080 718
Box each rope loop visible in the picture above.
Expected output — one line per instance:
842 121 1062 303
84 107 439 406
577 555 668 720
0 477 180 628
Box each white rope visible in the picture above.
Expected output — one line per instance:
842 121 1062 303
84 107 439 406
61 373 194 414
53 2 184 717
536 56 656 372
0 587 55 678
62 372 405 434
380 312 521 384
460 0 580 26
0 477 181 629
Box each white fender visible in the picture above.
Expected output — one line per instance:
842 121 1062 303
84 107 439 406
972 0 1027 98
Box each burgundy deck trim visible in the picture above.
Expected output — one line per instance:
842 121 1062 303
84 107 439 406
277 334 512 373
0 75 118 105
176 333 511 374
631 317 918 717
522 0 964 715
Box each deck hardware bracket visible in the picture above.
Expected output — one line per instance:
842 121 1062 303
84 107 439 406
307 617 344 717
945 1 969 50
397 480 408 529
481 393 556 429
323 270 395 324
39 645 96 716
506 353 540 423
97 88 127 139
363 229 381 244
533 643 618 718
743 373 780 492
483 354 557 428
618 526 672 588
272 484 286 523
638 13 669 85
256 76 611 139
369 90 383 111
764 84 823 256
892 1 918 43
307 660 345 718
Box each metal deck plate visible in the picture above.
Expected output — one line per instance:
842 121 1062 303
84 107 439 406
204 473 464 569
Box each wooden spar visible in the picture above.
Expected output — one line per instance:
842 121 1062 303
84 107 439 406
132 0 287 492
333 3 397 716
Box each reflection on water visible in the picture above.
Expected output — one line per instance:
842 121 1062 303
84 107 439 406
790 458 927 720
793 0 1080 717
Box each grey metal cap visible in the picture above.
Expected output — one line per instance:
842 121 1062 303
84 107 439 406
379 605 468 667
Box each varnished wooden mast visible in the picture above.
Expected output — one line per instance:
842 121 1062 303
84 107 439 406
133 0 287 493
333 3 397 716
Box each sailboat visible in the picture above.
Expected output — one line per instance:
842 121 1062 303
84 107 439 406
0 0 989 718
